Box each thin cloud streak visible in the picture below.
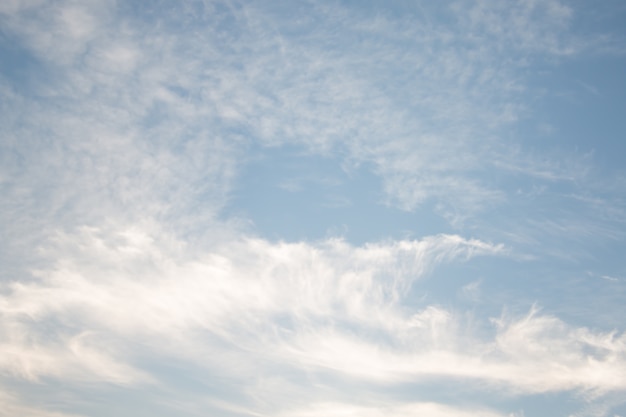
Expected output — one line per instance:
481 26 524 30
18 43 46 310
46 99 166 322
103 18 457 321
0 391 81 417
275 401 514 417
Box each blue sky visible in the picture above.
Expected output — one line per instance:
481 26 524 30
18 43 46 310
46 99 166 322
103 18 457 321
1 1 626 416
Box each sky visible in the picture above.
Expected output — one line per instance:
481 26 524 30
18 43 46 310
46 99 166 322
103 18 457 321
1 0 626 416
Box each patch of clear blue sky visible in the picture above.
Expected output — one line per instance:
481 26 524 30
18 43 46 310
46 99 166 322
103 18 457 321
228 143 453 244
522 54 626 168
515 1 626 168
0 29 49 97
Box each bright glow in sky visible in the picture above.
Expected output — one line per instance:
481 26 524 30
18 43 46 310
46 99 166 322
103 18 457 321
2 1 626 416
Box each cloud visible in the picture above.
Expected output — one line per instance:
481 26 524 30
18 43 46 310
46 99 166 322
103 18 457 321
282 306 626 395
0 390 82 417
455 0 577 55
1 224 625 415
0 224 507 413
1 0 621 244
460 279 482 302
276 401 512 417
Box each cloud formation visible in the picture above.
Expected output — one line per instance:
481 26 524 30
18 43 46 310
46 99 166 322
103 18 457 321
1 0 626 416
2 224 626 415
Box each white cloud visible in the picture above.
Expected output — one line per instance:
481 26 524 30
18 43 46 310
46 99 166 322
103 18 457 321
0 390 82 417
276 401 509 417
456 0 577 55
0 224 508 413
1 0 618 241
1 224 625 412
460 279 482 302
281 308 626 395
0 0 112 67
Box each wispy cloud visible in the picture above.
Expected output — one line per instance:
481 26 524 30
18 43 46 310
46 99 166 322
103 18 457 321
275 401 514 417
1 0 621 237
1 225 625 414
0 390 81 417
0 226 505 413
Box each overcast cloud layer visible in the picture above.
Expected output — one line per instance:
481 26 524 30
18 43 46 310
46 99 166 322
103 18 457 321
1 1 626 416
